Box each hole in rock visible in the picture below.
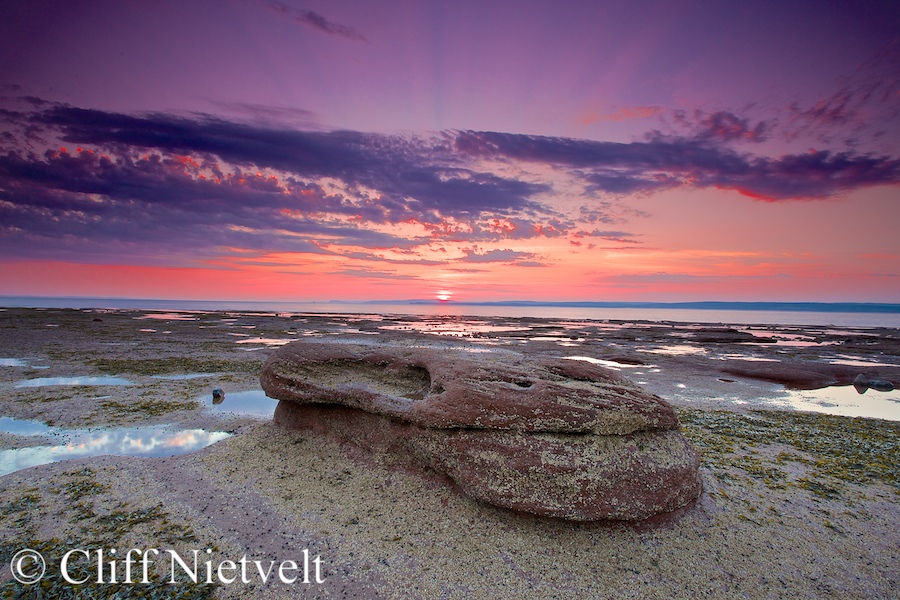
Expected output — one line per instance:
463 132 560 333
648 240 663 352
295 359 432 400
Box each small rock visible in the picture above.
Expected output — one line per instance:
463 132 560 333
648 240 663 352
212 388 225 405
853 374 894 394
870 380 895 392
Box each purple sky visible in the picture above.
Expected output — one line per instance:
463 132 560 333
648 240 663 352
1 0 898 302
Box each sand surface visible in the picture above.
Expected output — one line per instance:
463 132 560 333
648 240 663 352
0 307 897 598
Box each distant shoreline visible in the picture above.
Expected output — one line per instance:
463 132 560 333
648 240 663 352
3 297 900 329
2 296 899 313
391 299 900 313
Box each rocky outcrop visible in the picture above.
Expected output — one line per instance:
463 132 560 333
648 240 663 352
692 328 777 344
721 359 900 390
261 341 702 522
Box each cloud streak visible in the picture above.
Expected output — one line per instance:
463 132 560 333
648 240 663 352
670 110 770 144
454 130 900 200
783 40 900 149
266 1 368 43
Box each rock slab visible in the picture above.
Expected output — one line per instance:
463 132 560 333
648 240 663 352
261 341 702 522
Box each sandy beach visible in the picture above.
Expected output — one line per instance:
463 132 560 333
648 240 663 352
1 307 898 599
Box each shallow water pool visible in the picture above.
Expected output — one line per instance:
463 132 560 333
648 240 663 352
0 358 28 367
0 417 231 476
637 345 708 356
0 416 50 436
14 376 134 388
563 356 645 370
151 372 219 380
775 385 900 421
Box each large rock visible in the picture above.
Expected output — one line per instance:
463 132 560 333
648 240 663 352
261 341 702 522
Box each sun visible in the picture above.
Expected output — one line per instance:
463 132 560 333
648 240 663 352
436 290 452 302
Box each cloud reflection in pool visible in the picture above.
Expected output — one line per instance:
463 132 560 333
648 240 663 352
15 376 134 388
0 418 231 476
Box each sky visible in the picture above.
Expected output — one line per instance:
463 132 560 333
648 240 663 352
0 0 898 303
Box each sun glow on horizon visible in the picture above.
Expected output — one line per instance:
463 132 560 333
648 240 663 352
436 290 453 302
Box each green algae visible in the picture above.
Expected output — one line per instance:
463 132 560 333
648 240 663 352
62 473 110 501
91 357 260 377
0 468 217 599
95 398 198 421
677 407 899 496
14 390 77 404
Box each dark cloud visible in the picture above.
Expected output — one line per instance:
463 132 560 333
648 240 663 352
577 204 619 225
0 105 554 264
515 261 547 267
201 101 321 129
701 150 900 200
647 43 900 154
460 248 538 264
266 1 368 43
581 170 679 195
31 106 548 219
671 110 770 143
0 144 432 260
335 269 418 280
785 40 900 149
790 91 856 129
454 130 900 200
333 250 443 266
569 226 642 248
572 230 639 244
2 102 899 267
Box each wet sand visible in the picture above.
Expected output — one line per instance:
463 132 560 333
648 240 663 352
0 307 898 598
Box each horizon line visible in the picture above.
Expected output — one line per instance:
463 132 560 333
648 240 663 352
1 295 899 314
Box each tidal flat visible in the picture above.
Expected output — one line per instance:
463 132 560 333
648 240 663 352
0 307 897 598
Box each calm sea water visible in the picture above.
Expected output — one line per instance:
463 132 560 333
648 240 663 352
2 297 899 328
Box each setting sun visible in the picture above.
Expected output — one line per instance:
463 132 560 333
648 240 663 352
436 290 452 302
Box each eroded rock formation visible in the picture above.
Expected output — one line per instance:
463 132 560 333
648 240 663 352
261 341 702 522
